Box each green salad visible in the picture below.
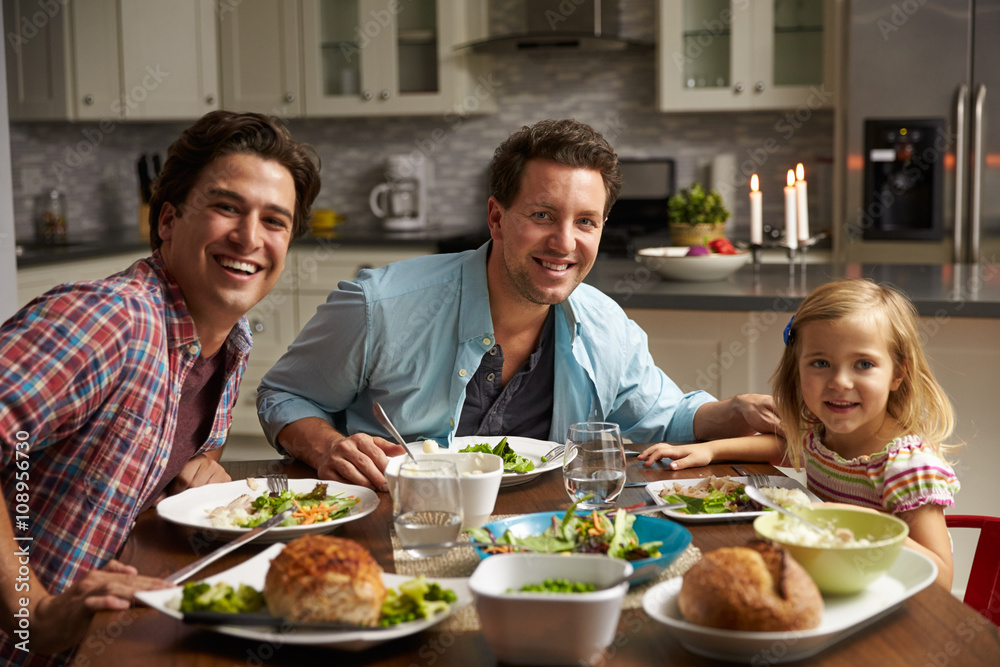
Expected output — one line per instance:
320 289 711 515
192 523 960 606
179 582 265 614
465 495 662 561
210 483 361 529
459 437 535 473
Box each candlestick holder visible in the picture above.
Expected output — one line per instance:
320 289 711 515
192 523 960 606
750 244 762 271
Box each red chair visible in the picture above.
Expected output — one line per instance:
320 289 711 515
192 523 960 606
947 515 1000 625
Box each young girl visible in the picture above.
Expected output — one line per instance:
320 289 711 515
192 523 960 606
639 279 961 588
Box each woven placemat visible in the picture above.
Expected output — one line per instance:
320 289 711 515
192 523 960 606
390 515 702 632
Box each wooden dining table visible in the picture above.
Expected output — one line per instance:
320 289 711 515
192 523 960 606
71 456 1000 666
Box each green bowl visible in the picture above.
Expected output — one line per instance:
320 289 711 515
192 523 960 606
753 506 908 595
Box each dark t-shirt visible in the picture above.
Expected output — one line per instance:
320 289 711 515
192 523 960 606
457 306 555 440
137 349 225 513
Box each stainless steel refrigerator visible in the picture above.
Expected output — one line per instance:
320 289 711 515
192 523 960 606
836 0 999 264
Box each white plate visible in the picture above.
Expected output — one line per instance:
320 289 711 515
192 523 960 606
641 547 937 663
644 476 821 523
136 543 472 650
440 436 563 487
156 478 380 542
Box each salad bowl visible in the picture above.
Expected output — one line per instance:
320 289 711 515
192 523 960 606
468 510 691 583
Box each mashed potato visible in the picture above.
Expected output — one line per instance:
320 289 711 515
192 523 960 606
771 516 870 548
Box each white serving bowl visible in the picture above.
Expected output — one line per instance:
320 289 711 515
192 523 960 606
636 246 750 282
385 452 503 528
469 553 631 665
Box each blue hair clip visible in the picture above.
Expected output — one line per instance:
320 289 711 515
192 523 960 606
783 316 795 347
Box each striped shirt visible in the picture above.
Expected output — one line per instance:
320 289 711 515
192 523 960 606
0 253 251 665
804 429 959 513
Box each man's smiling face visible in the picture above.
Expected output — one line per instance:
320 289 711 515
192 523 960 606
158 152 296 342
488 158 606 308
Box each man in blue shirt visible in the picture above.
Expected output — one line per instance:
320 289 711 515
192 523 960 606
258 119 778 491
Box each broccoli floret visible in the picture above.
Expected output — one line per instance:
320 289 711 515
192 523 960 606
379 576 455 626
179 582 265 614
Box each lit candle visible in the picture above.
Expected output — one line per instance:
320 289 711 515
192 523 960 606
784 169 798 249
750 174 762 245
795 163 810 244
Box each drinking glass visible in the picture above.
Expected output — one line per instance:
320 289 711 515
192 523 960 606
563 422 626 510
392 459 463 557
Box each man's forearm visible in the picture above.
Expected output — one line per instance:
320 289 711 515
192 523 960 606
276 417 346 470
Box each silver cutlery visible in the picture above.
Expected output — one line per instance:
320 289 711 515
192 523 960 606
541 444 565 462
742 485 826 533
732 464 770 488
165 508 295 585
373 401 417 462
266 472 288 494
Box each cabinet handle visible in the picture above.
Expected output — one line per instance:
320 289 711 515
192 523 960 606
83 94 94 105
380 89 390 100
755 81 765 92
285 92 295 103
206 94 216 104
734 82 745 93
362 90 373 100
249 318 265 334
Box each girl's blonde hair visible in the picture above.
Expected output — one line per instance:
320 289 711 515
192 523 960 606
771 279 957 468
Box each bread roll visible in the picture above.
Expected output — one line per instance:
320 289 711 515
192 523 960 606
678 539 822 631
264 535 386 626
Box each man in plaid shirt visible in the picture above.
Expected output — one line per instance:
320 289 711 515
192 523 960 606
0 111 320 663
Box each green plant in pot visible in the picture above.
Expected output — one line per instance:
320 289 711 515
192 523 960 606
667 182 730 247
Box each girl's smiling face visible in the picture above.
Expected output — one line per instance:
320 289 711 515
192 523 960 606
797 314 904 456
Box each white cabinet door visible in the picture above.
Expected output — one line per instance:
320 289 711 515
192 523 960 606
72 0 123 120
218 0 302 116
118 0 220 120
300 0 490 117
657 0 834 112
3 0 72 120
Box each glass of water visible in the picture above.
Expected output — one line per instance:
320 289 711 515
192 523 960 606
563 422 626 510
392 459 463 557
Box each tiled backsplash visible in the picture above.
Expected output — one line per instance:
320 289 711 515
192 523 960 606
9 1 833 245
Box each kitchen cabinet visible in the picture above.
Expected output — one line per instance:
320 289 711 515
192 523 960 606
218 0 303 117
299 0 494 117
15 250 150 308
5 0 219 121
657 0 837 112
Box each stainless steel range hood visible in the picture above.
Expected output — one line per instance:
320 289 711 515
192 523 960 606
457 0 652 53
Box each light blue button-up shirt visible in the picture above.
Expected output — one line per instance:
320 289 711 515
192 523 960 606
257 243 715 450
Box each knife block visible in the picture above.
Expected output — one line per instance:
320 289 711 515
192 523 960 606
138 200 150 242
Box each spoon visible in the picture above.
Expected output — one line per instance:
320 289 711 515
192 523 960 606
743 485 827 533
372 401 417 462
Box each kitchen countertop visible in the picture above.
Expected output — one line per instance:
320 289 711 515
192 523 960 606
585 258 1000 318
14 224 490 268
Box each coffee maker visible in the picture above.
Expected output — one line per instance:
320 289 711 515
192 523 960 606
369 154 428 231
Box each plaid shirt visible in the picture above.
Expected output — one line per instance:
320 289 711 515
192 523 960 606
0 252 251 664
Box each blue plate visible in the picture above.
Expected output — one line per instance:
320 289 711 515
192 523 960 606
473 511 692 584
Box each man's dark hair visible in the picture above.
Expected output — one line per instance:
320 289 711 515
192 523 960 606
489 119 622 219
148 110 321 249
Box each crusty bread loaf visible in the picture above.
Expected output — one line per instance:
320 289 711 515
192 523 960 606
264 535 386 626
678 539 822 631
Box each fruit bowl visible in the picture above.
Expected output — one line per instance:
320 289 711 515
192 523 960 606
636 246 750 282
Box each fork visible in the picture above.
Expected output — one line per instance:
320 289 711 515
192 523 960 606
541 444 565 463
266 472 289 494
732 464 769 489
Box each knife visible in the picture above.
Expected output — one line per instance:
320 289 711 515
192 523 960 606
165 508 294 584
